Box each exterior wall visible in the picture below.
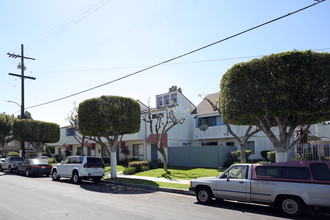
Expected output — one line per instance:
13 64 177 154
168 145 237 168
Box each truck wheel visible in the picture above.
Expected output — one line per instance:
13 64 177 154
279 196 303 217
72 171 81 184
51 169 60 181
196 187 212 204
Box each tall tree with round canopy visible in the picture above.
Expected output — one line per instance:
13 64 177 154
220 50 330 162
78 96 141 178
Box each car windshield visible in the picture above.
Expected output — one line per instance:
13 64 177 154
10 157 24 161
31 159 48 164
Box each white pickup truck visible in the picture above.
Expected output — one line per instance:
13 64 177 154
0 156 24 173
189 161 330 217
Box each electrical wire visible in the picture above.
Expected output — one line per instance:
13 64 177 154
26 0 113 50
35 47 330 74
25 0 326 110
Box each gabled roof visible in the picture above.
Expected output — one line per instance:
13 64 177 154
192 93 219 115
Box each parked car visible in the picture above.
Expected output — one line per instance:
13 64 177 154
189 161 330 217
0 156 24 173
51 156 105 184
16 158 52 177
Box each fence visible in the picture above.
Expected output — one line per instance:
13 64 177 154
289 141 330 162
168 145 237 168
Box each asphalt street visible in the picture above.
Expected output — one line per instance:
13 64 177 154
0 171 328 220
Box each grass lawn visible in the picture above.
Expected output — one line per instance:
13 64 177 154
134 167 225 180
116 178 190 190
105 165 125 174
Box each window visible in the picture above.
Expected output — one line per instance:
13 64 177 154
256 166 281 178
226 142 235 146
164 95 169 105
310 163 330 181
256 166 311 180
246 141 255 154
152 113 164 119
197 116 217 127
282 167 310 180
133 144 144 160
66 128 75 136
171 93 177 104
223 165 248 179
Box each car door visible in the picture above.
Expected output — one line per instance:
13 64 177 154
19 159 29 173
58 157 70 177
215 165 250 201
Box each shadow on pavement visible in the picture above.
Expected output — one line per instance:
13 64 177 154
80 181 155 195
196 199 330 220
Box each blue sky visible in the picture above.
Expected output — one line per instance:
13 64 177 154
1 0 329 126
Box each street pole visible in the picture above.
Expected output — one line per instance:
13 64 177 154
7 44 36 158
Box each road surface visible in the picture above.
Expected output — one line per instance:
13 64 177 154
0 171 327 220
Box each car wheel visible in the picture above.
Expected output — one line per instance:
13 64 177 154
9 166 13 173
25 169 30 177
0 166 2 172
51 169 60 181
72 171 81 184
196 187 213 204
279 196 304 217
92 177 102 184
16 168 20 175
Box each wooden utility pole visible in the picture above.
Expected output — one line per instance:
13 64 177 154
7 44 36 158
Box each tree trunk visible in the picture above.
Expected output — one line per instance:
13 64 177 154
240 144 247 163
110 151 117 178
160 148 168 171
45 144 57 163
275 147 287 162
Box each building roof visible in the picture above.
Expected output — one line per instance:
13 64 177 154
192 93 219 115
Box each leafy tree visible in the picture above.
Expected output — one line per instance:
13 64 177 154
0 114 15 155
66 102 87 154
18 111 33 119
143 106 185 171
203 96 260 163
13 120 60 161
220 50 330 162
78 96 141 178
169 85 182 94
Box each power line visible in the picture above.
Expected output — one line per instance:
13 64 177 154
26 0 113 50
35 47 330 74
26 0 326 110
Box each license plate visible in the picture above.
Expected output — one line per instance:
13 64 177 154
41 166 45 169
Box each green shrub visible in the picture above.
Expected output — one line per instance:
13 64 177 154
223 160 234 168
260 150 271 160
128 160 150 173
230 151 238 161
149 159 163 169
6 152 20 157
123 166 136 175
47 158 55 163
267 151 276 162
236 150 252 159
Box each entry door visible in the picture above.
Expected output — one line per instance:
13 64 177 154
151 144 158 161
215 165 250 201
87 147 91 156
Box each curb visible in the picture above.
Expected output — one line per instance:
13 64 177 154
102 179 195 196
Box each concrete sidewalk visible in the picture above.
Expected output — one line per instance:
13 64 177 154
105 173 191 184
